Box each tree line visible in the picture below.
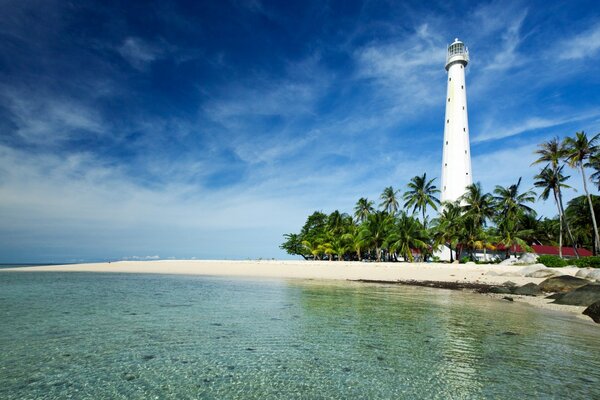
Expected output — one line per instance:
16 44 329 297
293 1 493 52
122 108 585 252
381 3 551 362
280 132 600 262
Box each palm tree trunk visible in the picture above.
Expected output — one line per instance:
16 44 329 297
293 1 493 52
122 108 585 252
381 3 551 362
557 185 579 258
580 164 600 253
376 246 381 262
422 208 426 229
553 189 563 258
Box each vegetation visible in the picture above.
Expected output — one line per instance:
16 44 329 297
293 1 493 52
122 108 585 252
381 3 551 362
281 132 600 262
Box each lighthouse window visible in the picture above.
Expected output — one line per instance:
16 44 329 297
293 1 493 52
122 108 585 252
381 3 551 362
461 85 464 89
465 150 467 154
462 106 465 110
445 163 447 166
447 119 449 123
448 98 450 102
466 172 469 175
444 186 446 191
446 141 448 145
449 78 451 81
463 128 466 132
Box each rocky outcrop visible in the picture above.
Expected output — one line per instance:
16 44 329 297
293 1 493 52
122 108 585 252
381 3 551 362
551 284 600 306
526 269 560 278
583 301 600 323
513 283 543 296
539 275 590 293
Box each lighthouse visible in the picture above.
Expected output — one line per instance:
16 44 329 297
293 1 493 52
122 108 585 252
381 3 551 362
441 38 472 203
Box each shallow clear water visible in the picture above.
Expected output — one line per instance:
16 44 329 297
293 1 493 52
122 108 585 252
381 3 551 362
0 272 598 399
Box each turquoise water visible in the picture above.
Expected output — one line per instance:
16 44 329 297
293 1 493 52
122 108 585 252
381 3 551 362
0 272 598 399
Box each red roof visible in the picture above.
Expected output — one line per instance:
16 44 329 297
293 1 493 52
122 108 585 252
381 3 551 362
494 244 592 257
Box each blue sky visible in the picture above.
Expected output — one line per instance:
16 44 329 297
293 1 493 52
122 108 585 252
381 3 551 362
1 0 600 262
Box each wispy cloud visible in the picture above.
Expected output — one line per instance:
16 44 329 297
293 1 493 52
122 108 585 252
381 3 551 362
557 23 600 60
473 110 600 143
118 37 166 70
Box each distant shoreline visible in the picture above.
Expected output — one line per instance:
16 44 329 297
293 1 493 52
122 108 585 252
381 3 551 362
0 259 594 323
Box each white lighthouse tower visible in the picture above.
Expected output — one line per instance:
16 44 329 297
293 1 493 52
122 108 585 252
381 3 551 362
441 38 472 203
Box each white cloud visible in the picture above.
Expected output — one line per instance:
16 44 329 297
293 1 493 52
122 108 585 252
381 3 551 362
473 110 600 143
118 37 164 69
557 23 600 60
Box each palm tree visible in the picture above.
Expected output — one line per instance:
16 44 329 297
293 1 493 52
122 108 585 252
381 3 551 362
354 197 374 223
587 152 600 191
533 165 573 258
493 177 536 218
386 212 429 262
566 195 600 253
359 211 391 262
563 131 600 253
532 138 578 257
403 173 441 228
459 183 495 259
379 186 400 215
301 239 322 261
430 201 463 263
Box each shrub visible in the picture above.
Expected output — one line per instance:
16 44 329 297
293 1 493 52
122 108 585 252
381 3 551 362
572 256 600 268
538 255 568 268
459 256 470 264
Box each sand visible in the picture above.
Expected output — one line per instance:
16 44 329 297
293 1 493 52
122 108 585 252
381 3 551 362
1 260 595 322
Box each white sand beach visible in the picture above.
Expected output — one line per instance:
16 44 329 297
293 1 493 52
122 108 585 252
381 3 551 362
2 260 593 321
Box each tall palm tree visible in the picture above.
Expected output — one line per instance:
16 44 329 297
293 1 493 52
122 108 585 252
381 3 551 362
587 152 600 191
354 197 374 223
532 138 578 256
563 131 600 253
533 165 573 258
379 186 400 215
403 173 441 228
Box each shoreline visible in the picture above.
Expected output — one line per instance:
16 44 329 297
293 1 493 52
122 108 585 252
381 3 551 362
1 259 596 323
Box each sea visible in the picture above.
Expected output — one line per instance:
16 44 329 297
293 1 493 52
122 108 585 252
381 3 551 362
0 271 598 399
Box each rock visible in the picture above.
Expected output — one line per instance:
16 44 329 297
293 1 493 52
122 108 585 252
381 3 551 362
539 275 590 293
518 253 538 264
587 270 600 281
526 269 559 278
512 283 543 296
583 300 600 323
489 286 512 294
502 296 514 302
575 268 593 279
503 281 518 287
552 284 600 306
519 263 550 275
500 258 518 265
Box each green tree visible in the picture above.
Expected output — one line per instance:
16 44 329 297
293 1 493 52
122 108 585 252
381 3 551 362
565 194 600 253
359 211 392 262
403 173 440 228
533 165 574 258
379 186 400 214
532 138 578 257
280 233 309 259
430 201 463 263
563 131 600 253
459 183 495 259
385 212 429 262
354 197 375 223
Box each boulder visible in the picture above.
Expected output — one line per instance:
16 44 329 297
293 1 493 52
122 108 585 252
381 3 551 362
503 281 518 288
489 286 512 294
518 253 538 264
575 268 593 279
526 269 560 278
500 258 518 266
583 300 600 323
512 283 543 296
539 275 590 293
518 264 548 275
552 284 600 306
587 270 600 281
